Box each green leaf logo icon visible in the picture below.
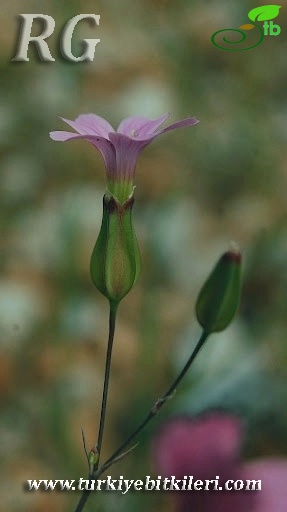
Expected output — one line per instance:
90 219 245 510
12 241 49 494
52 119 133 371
248 5 281 22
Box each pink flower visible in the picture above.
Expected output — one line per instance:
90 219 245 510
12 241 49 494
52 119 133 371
50 113 198 202
154 414 287 512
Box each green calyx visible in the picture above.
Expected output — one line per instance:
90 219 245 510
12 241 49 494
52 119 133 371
107 179 134 205
196 248 242 333
90 191 141 305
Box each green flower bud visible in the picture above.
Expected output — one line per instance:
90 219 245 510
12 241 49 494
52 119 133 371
196 247 242 333
90 191 141 305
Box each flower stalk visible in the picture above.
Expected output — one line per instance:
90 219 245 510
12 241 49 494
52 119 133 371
103 329 209 468
95 303 118 466
74 329 209 512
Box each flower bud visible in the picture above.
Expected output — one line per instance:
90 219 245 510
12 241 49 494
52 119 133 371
196 247 242 333
90 192 141 305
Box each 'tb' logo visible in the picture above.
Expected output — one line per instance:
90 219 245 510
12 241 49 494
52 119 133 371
211 4 282 50
263 20 281 35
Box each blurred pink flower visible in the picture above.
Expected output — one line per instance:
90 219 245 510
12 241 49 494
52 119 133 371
50 113 198 202
154 414 287 512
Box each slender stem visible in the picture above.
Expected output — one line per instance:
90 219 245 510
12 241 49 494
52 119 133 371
73 330 209 512
96 302 118 464
74 490 90 512
74 302 118 512
103 330 209 467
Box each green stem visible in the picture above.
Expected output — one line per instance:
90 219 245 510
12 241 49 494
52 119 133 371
74 490 90 512
74 303 118 512
103 330 209 467
96 302 118 464
74 330 209 512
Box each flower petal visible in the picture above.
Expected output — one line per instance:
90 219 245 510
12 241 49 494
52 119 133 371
55 116 114 138
49 131 82 141
109 132 149 182
243 459 287 512
154 414 242 480
177 483 255 512
117 113 170 138
153 415 256 512
49 131 116 178
75 114 115 137
159 116 199 135
84 136 116 178
59 117 98 136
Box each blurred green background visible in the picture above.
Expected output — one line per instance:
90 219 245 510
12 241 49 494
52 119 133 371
1 1 287 511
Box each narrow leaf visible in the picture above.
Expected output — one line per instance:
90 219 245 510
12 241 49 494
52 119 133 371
102 443 139 472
